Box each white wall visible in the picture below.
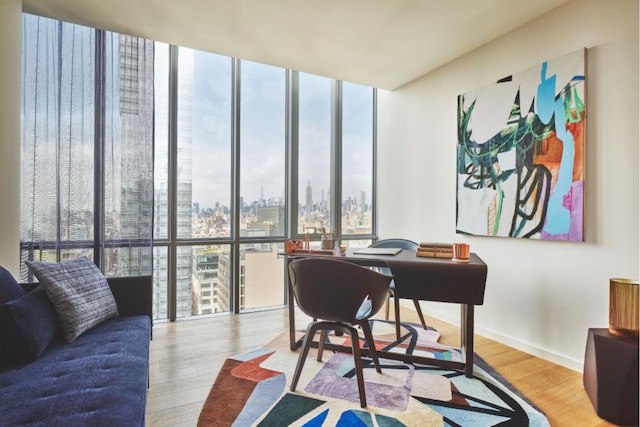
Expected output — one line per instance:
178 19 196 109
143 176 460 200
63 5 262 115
378 0 639 371
0 0 22 277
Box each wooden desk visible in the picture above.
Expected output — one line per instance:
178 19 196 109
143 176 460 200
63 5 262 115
283 249 488 377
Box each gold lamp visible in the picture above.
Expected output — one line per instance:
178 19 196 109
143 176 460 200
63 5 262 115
609 278 639 337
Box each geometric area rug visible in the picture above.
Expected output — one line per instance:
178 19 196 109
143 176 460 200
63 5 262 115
198 320 550 426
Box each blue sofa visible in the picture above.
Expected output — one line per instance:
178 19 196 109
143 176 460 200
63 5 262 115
0 273 152 427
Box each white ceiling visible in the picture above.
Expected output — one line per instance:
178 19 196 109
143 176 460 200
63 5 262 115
22 0 570 90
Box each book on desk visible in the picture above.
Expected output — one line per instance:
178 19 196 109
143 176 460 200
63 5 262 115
416 242 453 258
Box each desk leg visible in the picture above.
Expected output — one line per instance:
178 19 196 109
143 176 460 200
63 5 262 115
461 304 474 377
287 260 297 351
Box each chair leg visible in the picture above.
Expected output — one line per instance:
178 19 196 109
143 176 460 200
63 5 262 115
384 293 391 320
360 320 381 373
394 293 402 341
413 299 428 329
317 329 327 361
346 326 367 408
290 322 320 392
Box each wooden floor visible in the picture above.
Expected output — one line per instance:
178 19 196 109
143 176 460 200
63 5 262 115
145 306 614 427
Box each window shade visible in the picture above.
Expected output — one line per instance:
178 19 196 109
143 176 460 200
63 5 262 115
20 14 154 280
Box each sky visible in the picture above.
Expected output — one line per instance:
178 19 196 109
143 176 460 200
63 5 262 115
181 48 374 210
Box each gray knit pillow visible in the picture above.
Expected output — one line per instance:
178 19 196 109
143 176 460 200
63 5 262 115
25 257 118 342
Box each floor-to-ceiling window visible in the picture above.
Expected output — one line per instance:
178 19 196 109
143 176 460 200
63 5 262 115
341 82 375 247
237 61 288 312
296 72 332 235
20 13 377 322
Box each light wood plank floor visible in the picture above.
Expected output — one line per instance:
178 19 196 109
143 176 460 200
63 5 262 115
145 306 615 427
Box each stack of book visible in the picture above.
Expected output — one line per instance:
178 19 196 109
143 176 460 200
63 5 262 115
416 242 453 258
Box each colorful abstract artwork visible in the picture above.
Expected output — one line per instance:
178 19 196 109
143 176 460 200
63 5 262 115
456 49 586 241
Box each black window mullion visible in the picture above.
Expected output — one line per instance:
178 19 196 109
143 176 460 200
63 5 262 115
231 58 241 314
93 29 106 269
286 70 297 241
330 80 342 239
284 69 297 306
168 44 179 321
371 88 378 238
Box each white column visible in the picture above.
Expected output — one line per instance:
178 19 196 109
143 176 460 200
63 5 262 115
0 0 22 275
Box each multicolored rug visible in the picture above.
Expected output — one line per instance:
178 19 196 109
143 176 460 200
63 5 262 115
198 320 550 426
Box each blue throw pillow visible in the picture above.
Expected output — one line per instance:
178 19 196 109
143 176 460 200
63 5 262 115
0 286 60 364
25 257 118 342
0 265 25 304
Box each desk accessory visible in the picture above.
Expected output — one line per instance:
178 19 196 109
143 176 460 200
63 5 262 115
416 242 453 258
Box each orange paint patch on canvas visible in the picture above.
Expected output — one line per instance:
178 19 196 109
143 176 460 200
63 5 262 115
567 118 585 181
534 132 563 165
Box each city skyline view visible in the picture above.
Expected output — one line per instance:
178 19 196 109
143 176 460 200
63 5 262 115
182 47 374 211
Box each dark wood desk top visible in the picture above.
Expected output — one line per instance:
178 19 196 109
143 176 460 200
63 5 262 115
283 249 488 305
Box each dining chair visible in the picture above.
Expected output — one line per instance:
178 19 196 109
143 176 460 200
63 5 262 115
288 257 393 408
368 239 427 341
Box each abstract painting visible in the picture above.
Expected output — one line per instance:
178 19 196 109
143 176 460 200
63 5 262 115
456 48 586 241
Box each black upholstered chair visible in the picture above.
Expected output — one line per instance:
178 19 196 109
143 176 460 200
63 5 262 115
288 257 393 408
368 239 427 340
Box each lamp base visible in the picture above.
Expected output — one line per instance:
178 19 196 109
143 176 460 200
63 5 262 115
609 278 639 338
609 326 639 338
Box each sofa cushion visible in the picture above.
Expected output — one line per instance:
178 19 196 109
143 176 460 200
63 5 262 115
25 257 119 343
0 265 24 304
0 266 25 362
0 315 150 427
0 286 60 364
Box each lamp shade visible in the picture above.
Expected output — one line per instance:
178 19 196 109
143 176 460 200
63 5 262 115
609 278 639 337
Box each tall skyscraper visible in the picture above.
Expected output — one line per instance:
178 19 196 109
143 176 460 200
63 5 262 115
175 48 195 317
117 34 155 278
191 249 220 314
306 180 313 208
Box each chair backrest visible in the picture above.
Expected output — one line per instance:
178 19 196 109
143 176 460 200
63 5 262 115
288 257 393 323
369 238 418 250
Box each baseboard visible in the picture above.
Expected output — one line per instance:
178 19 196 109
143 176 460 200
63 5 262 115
409 303 584 373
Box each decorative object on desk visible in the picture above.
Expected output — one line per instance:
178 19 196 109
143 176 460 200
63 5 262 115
339 245 346 256
197 321 550 427
609 278 639 337
320 229 335 249
285 240 304 253
456 48 586 242
416 242 453 258
320 238 335 249
452 242 470 262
